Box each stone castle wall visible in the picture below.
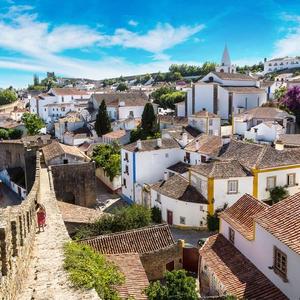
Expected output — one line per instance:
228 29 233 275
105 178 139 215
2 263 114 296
50 162 96 207
140 240 183 281
0 154 40 300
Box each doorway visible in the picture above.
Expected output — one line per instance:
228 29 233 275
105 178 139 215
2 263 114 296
167 210 173 225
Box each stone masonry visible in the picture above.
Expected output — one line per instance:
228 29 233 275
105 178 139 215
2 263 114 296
18 166 99 300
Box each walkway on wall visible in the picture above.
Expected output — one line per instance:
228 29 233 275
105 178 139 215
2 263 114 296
18 167 98 300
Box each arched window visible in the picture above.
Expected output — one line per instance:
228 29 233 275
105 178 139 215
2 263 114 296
220 69 224 73
269 63 272 66
209 76 214 82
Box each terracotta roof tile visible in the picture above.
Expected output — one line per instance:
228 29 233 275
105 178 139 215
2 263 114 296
277 134 300 147
123 138 180 152
80 224 175 254
222 86 265 94
191 160 251 179
211 71 256 81
159 115 188 126
167 162 190 174
106 253 148 300
200 234 287 299
220 194 269 240
51 88 89 96
235 107 293 121
191 111 219 118
184 134 222 155
102 129 127 139
255 192 300 255
151 175 208 204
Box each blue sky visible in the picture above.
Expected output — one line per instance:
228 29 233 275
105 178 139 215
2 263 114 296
0 0 300 88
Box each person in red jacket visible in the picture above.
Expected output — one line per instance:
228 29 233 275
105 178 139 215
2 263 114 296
36 204 46 232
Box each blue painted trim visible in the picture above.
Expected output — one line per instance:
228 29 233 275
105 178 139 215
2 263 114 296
121 194 134 204
133 152 136 183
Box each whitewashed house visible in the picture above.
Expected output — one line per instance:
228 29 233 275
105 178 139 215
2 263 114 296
188 111 221 135
150 174 208 228
244 121 284 143
121 138 181 203
233 107 296 137
177 47 267 120
200 192 300 299
30 88 90 123
89 92 151 121
264 56 300 74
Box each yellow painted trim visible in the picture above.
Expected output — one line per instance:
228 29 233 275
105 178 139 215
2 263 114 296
252 168 258 198
207 177 214 215
218 217 222 233
256 164 300 173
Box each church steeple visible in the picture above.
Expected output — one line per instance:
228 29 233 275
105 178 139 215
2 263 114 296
221 44 231 66
215 44 236 73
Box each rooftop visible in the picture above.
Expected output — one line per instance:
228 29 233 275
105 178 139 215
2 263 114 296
106 254 148 300
191 159 251 179
167 161 190 174
200 234 287 299
123 138 180 152
277 134 300 147
42 140 87 164
235 107 293 121
51 88 89 96
151 174 208 204
191 111 219 118
158 115 188 126
92 92 149 107
210 71 256 81
184 134 223 155
255 192 300 255
221 86 265 94
102 129 127 139
219 194 269 240
80 224 175 254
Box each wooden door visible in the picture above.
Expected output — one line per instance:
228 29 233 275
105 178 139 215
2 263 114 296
167 210 173 225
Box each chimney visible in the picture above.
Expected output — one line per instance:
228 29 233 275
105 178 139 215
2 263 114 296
137 139 142 150
163 171 169 181
157 138 162 148
182 132 188 146
195 140 200 151
275 140 284 151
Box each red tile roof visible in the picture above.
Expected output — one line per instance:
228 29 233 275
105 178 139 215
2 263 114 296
255 192 300 255
219 194 269 240
184 134 222 155
106 253 148 300
80 224 175 254
51 88 89 96
200 234 287 299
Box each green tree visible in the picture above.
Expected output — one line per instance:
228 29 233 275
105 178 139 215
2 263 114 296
159 91 186 109
74 204 152 239
141 102 157 133
21 113 44 135
269 186 289 204
274 86 287 102
144 270 198 300
201 61 217 74
151 206 162 223
142 73 152 84
0 129 9 139
151 86 175 103
116 82 128 91
64 242 124 299
95 100 112 136
207 203 228 232
8 128 23 139
0 89 17 105
33 74 40 86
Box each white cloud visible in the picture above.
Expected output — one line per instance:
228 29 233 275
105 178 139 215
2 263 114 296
0 5 205 86
273 14 300 58
105 23 204 53
128 19 138 26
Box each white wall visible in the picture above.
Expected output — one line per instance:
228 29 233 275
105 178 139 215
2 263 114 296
188 116 221 135
176 101 185 117
213 177 254 209
47 154 86 166
194 84 214 114
150 189 207 228
96 167 121 191
257 167 300 200
119 106 145 120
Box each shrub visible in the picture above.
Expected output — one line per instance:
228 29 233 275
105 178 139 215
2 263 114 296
207 203 228 232
74 204 152 239
144 270 198 300
8 128 23 139
151 206 162 223
0 129 9 139
64 242 124 299
269 186 288 204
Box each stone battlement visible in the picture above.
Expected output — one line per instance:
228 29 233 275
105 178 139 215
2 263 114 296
0 153 40 299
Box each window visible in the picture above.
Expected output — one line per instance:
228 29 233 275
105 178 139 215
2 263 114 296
165 153 169 158
274 247 287 280
124 152 129 162
44 108 47 111
180 216 186 225
123 178 127 188
267 176 276 190
287 173 296 186
209 119 213 126
227 180 238 194
208 129 213 135
201 155 206 163
185 152 190 164
62 96 64 102
156 193 161 204
229 227 235 244
125 165 129 175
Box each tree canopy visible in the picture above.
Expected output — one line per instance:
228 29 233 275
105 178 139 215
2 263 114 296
144 270 198 300
0 128 23 140
151 87 185 109
116 82 128 91
0 88 18 105
92 143 121 181
74 204 152 239
21 113 44 135
64 242 124 299
95 100 112 136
